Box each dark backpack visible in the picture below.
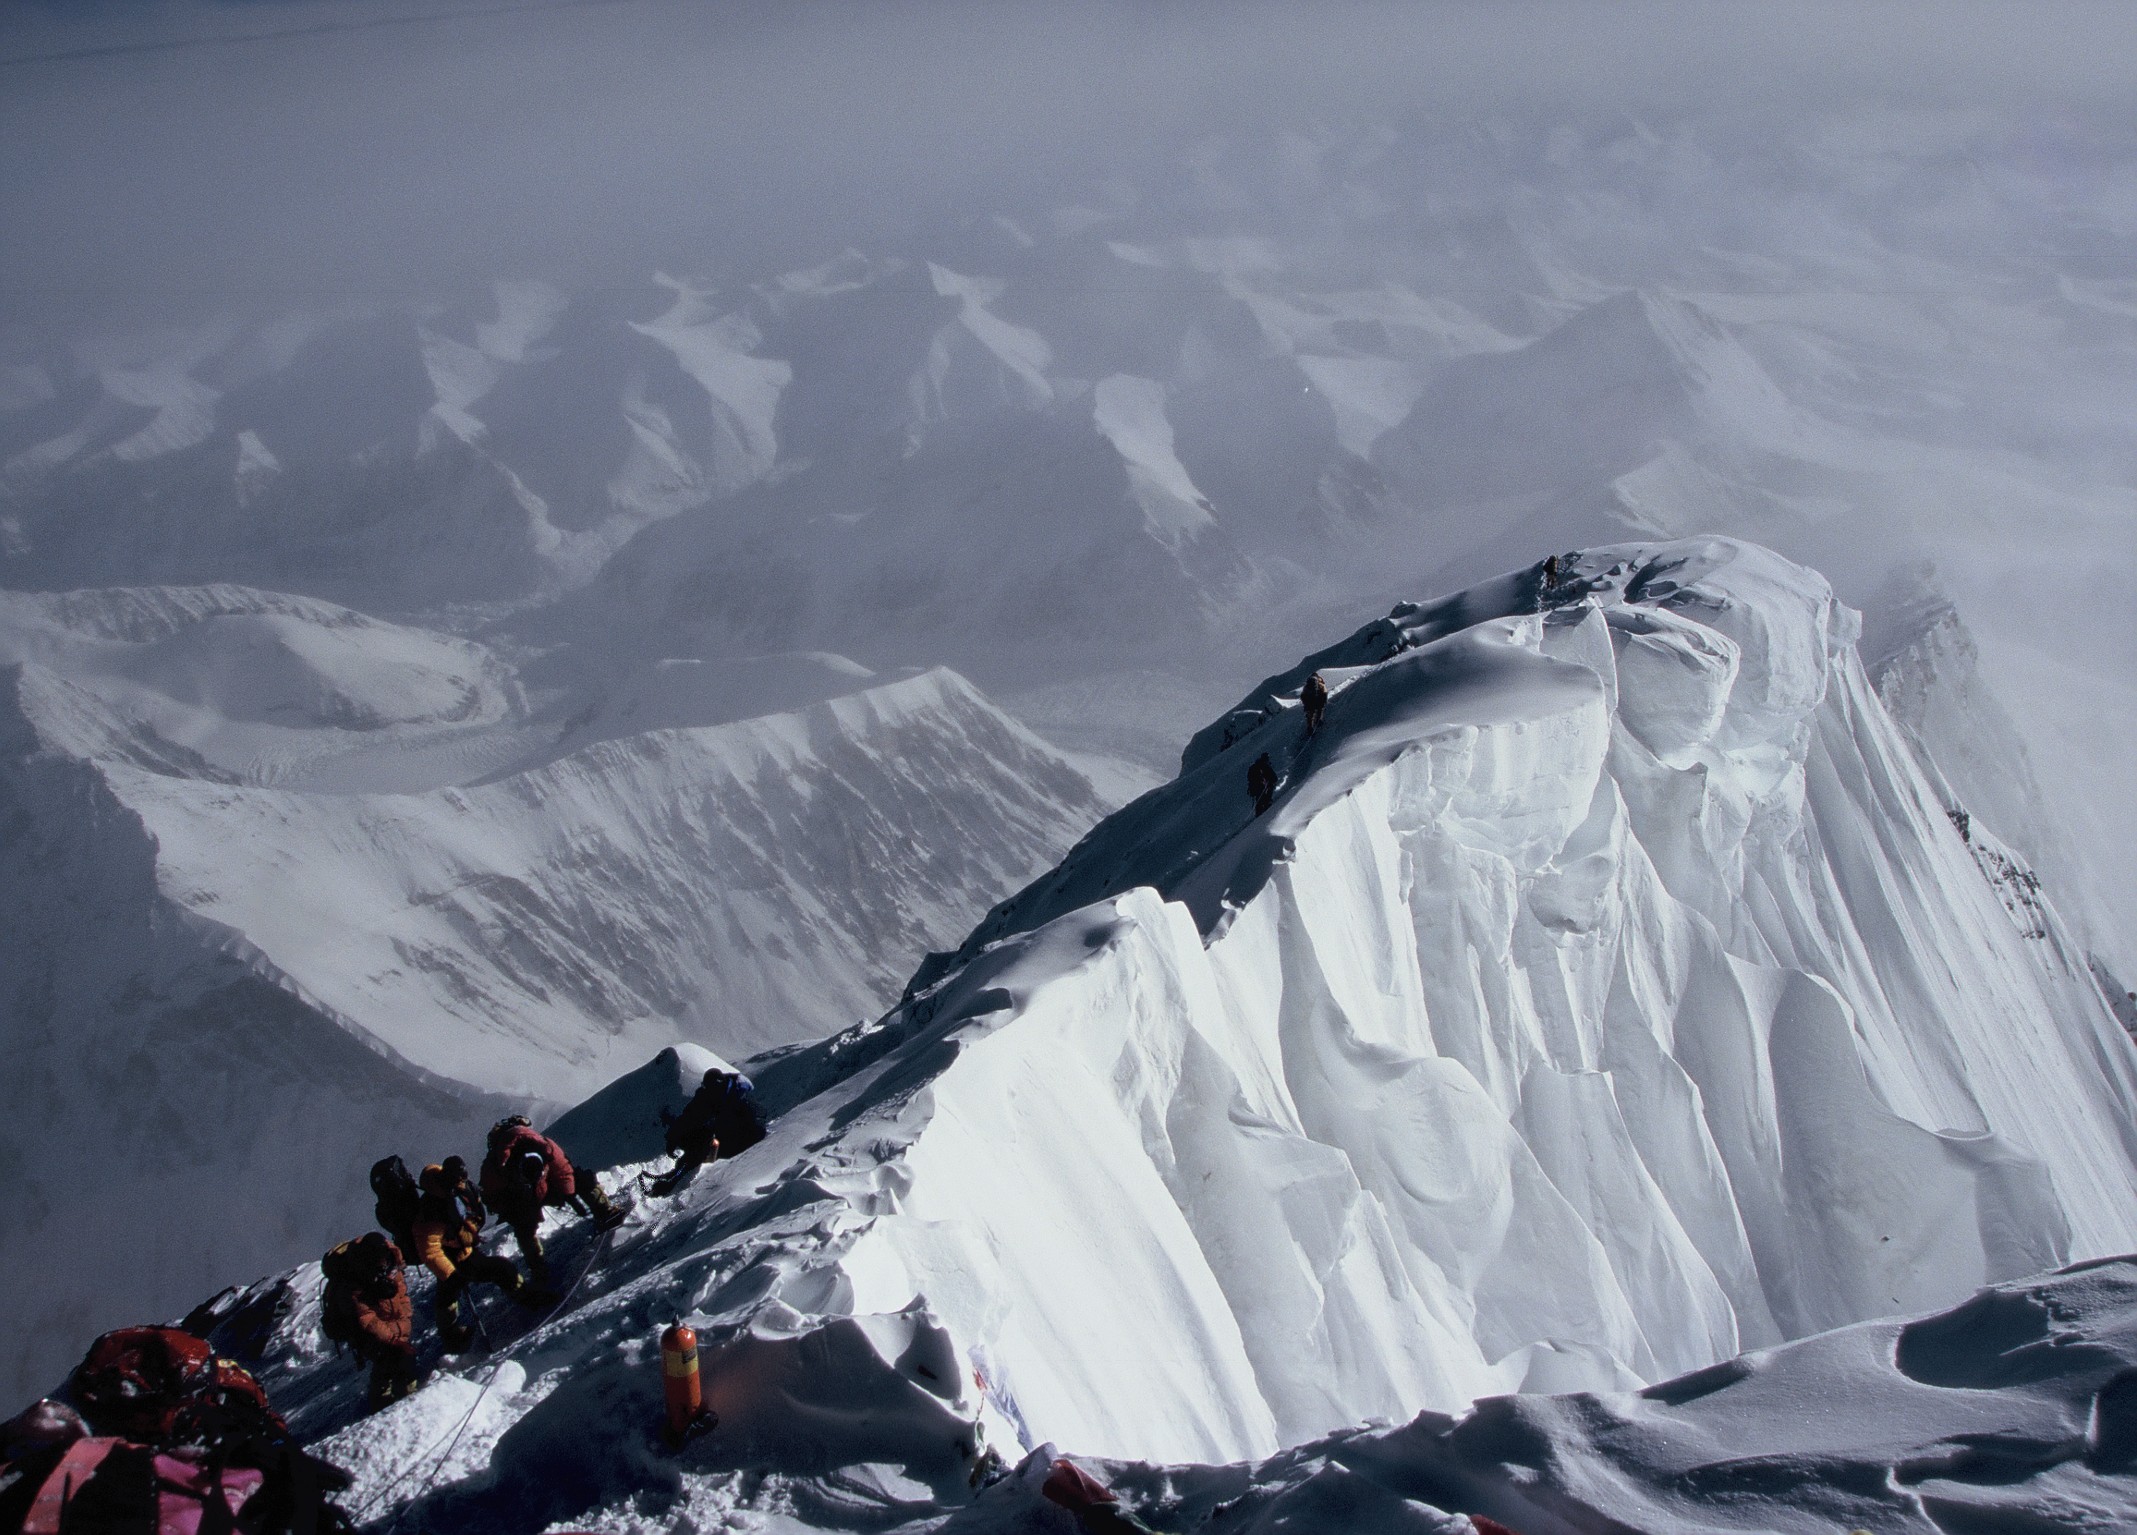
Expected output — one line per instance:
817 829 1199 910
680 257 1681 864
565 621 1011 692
368 1156 419 1238
318 1240 384 1351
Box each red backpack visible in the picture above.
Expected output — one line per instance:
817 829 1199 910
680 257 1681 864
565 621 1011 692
68 1328 285 1447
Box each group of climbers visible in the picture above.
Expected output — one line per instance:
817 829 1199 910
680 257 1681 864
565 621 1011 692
2 1069 774 1532
329 1116 628 1408
323 1078 761 1412
0 1326 351 1532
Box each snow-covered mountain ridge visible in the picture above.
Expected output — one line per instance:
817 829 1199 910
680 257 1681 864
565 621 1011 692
13 113 2137 981
0 582 1138 1403
84 663 1119 1097
1 587 1128 1093
821 536 2137 1457
144 537 2137 1533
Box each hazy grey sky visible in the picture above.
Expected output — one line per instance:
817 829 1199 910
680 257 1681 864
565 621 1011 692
4 1 2136 323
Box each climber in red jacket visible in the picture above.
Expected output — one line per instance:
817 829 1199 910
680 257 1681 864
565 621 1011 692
479 1117 621 1284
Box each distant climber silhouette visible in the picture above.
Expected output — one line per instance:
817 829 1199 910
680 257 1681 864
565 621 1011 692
1301 672 1328 734
1248 753 1278 816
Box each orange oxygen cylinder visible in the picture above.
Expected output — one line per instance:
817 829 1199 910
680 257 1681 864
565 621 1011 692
660 1324 702 1444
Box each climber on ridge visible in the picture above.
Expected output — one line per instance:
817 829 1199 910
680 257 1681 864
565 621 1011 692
1301 671 1329 735
481 1116 623 1288
1248 752 1278 816
320 1231 417 1411
413 1160 539 1352
651 1068 767 1194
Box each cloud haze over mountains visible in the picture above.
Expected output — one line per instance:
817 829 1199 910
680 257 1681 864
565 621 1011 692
6 6 2137 1527
7 0 2137 318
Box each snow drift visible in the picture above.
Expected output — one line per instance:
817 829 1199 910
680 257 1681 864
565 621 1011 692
143 536 2137 1533
1062 1256 2137 1535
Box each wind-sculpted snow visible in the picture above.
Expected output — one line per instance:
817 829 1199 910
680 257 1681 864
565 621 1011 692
131 538 2137 1534
1075 1258 2137 1534
830 538 2137 1463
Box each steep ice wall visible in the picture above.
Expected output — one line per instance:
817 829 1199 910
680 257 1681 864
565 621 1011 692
814 537 2137 1460
1858 568 2137 996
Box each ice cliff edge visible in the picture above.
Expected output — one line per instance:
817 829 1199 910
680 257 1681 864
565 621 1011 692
823 535 2137 1464
166 538 2137 1523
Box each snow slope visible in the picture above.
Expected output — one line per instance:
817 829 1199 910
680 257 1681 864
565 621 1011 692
1088 1256 2137 1534
107 664 1119 1096
137 537 2137 1533
0 585 1135 1406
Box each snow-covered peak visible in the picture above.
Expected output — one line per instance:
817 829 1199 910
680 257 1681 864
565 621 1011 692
157 538 2137 1530
1373 289 1837 507
0 583 518 772
474 280 568 365
1089 374 1215 551
88 664 1124 1100
970 539 1826 956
